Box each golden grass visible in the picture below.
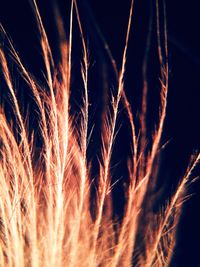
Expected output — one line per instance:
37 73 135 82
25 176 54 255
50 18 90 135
0 0 199 266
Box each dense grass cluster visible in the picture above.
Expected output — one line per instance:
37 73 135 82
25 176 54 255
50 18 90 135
0 0 199 266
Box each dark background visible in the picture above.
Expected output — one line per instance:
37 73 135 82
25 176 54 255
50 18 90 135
0 0 200 266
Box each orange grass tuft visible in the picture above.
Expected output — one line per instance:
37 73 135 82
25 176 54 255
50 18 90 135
0 0 199 266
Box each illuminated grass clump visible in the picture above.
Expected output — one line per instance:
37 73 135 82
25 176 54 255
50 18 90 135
0 0 199 266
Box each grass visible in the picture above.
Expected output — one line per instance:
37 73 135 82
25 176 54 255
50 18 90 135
0 0 199 266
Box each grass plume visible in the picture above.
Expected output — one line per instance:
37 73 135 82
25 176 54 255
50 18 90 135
0 0 199 266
